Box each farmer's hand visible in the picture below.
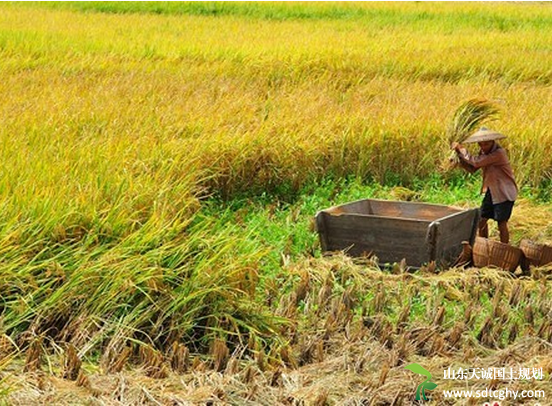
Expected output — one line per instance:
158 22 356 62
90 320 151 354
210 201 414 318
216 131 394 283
451 142 462 152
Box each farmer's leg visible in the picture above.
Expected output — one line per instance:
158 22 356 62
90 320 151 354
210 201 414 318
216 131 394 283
479 190 493 238
478 218 489 238
494 200 514 244
498 221 509 244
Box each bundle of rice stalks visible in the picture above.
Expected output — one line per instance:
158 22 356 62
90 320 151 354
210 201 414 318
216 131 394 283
442 98 501 170
62 344 82 381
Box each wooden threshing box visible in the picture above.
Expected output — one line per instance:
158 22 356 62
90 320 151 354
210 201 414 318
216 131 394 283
315 199 479 268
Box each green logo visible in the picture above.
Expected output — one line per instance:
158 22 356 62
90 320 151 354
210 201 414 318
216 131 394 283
404 363 438 401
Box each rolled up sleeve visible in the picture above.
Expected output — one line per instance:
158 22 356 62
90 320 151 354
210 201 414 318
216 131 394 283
457 148 503 168
458 158 477 174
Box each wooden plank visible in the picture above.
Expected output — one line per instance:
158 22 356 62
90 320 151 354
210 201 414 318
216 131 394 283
427 221 440 261
325 233 428 255
325 234 428 264
321 213 429 236
319 212 431 265
435 209 479 265
314 212 330 251
328 198 460 221
333 200 373 215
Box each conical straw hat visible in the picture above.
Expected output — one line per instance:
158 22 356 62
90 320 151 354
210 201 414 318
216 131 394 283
464 127 506 143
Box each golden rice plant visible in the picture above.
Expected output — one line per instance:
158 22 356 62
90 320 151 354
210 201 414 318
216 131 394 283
442 98 501 170
447 98 502 145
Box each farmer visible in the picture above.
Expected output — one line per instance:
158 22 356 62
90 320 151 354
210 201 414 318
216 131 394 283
452 127 518 244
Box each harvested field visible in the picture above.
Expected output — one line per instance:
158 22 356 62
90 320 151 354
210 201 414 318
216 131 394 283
3 258 552 404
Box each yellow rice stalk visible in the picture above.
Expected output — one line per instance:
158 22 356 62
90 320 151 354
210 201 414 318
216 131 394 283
62 344 82 381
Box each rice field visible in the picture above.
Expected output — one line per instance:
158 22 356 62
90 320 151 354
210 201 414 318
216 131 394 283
0 2 551 405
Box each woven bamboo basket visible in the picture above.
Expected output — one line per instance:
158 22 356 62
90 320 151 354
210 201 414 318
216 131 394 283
520 239 552 267
472 237 522 272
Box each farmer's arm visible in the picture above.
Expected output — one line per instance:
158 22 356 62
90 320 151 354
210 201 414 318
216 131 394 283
456 148 502 169
451 143 478 173
458 158 477 174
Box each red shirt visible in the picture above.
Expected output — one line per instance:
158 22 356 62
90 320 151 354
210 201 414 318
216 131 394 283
457 143 518 204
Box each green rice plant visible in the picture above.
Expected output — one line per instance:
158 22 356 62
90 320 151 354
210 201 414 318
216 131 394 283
0 212 287 369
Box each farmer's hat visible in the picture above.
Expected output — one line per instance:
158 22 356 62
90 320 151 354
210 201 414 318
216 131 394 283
464 127 506 143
